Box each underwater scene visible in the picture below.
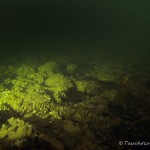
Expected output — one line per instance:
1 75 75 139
0 1 150 150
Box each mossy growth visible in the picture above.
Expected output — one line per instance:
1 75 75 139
86 62 124 82
66 64 77 74
75 80 100 96
45 74 74 103
0 117 32 141
17 65 35 77
0 65 16 83
0 64 52 117
38 61 59 75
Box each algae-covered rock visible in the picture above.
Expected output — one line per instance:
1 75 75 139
14 86 51 117
0 117 33 141
101 90 118 101
0 65 16 83
49 110 61 119
8 125 32 140
45 74 74 103
0 65 52 116
66 64 78 74
38 61 59 75
39 133 64 150
86 61 124 82
62 120 81 135
17 65 35 77
0 129 8 139
75 80 100 96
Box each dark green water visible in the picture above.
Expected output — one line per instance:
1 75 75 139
0 1 150 59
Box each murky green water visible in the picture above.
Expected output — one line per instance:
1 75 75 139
0 1 150 150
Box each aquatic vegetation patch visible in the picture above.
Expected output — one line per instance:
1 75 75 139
0 56 149 150
38 61 60 75
0 117 33 141
75 80 101 96
45 74 74 103
85 61 125 82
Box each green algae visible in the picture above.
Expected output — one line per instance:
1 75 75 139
0 55 149 150
45 73 74 103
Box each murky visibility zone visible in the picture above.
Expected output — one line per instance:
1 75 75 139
0 1 150 150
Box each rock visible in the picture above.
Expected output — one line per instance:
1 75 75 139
0 129 8 139
39 133 64 150
0 117 33 141
62 120 81 135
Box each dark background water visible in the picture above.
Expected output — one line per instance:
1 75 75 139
0 0 150 60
